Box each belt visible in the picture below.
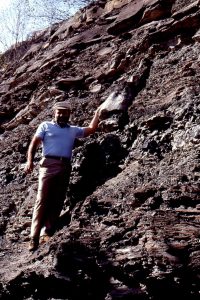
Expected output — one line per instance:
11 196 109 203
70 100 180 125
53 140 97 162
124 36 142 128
45 155 70 162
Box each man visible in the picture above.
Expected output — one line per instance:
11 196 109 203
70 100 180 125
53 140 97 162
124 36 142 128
25 101 100 251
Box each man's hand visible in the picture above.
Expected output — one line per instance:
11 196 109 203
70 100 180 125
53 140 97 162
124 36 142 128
24 160 34 174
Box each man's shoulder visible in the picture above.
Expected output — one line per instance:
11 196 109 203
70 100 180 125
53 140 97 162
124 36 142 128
68 125 84 132
39 120 54 126
68 125 85 138
69 124 82 129
36 120 54 131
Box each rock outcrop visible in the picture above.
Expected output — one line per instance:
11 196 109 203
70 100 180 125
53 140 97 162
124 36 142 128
0 0 200 299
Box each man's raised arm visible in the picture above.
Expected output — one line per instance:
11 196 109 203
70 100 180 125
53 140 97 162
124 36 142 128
83 107 101 137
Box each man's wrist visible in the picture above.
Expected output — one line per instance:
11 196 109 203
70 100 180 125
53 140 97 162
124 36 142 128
27 159 33 165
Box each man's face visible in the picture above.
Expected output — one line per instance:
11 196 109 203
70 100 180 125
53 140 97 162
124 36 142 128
54 109 70 127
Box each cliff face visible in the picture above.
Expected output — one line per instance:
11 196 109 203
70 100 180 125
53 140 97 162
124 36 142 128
0 0 200 299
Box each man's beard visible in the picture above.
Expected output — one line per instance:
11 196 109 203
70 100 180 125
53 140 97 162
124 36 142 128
56 116 69 127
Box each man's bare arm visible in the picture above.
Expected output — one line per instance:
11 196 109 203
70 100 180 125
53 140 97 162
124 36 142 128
24 136 42 173
83 108 101 137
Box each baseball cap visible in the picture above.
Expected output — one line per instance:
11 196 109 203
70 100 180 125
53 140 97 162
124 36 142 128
53 101 71 111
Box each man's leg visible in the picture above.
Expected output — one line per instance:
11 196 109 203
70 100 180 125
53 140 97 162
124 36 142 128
42 163 71 237
29 165 53 250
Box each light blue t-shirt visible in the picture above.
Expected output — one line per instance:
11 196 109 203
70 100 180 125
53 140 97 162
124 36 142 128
35 121 85 159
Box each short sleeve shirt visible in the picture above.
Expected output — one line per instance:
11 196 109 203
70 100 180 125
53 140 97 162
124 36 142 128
35 121 85 159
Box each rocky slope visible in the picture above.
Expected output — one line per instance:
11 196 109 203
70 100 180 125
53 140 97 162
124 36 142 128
0 0 200 299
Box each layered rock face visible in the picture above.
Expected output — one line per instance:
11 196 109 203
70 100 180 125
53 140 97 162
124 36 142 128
0 0 200 299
